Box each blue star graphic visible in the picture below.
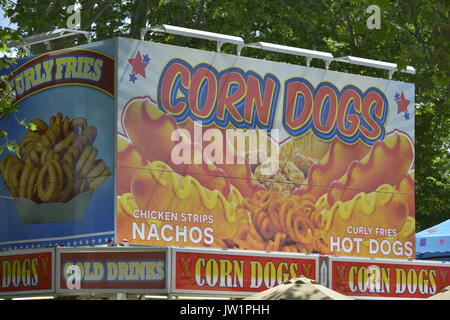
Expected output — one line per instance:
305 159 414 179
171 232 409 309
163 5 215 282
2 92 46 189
394 92 400 101
129 73 138 83
403 112 410 121
143 54 151 64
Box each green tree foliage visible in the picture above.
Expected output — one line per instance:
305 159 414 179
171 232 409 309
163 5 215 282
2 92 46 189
2 0 448 230
0 0 27 155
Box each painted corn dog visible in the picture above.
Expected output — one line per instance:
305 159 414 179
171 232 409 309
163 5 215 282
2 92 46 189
116 193 167 245
122 98 232 197
316 172 415 257
117 134 147 194
326 132 414 206
398 170 415 218
123 98 180 167
317 185 410 234
131 161 244 241
396 171 415 240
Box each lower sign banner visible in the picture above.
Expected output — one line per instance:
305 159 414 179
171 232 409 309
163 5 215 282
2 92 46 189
0 249 54 296
329 257 450 299
57 247 168 294
171 247 318 296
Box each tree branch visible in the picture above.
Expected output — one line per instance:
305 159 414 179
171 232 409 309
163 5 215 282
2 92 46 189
129 0 150 40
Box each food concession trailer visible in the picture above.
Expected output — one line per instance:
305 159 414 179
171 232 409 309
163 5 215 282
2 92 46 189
1 26 448 300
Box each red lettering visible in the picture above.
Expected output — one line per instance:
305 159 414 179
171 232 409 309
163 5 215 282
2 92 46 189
244 75 277 126
188 67 217 118
338 89 361 137
312 86 338 134
284 81 313 130
217 72 245 121
360 91 385 140
160 62 190 115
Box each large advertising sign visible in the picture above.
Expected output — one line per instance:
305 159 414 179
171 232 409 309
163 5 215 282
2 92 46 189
328 257 450 299
0 249 55 296
171 247 317 296
116 38 415 259
0 40 116 249
56 247 168 294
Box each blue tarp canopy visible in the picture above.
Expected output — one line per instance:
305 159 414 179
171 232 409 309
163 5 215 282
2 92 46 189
416 219 450 261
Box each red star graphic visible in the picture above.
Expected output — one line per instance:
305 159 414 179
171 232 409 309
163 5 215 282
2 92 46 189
396 92 411 114
128 51 147 79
